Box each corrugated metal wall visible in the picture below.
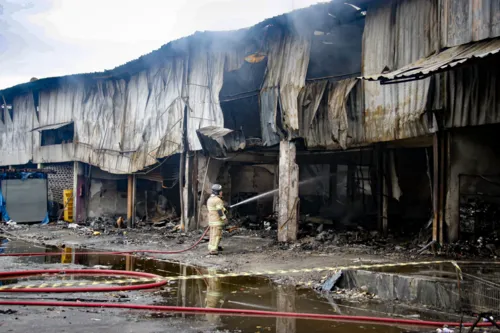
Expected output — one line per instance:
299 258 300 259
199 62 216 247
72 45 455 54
362 0 439 143
299 78 364 149
441 0 500 48
34 57 186 174
445 56 500 128
260 28 311 144
0 94 34 166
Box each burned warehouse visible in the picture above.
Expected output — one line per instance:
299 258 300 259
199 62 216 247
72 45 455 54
1 0 500 248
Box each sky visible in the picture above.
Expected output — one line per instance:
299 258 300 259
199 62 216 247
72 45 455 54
0 0 324 89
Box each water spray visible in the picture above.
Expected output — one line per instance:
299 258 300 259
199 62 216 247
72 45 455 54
229 174 331 209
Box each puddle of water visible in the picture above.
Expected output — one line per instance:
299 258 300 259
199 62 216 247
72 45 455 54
0 238 467 333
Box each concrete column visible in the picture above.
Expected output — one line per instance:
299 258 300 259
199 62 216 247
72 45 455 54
278 140 299 242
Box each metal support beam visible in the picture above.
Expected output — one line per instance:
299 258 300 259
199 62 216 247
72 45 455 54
127 175 135 228
439 132 446 245
432 133 439 243
182 154 190 230
376 144 388 235
382 151 388 237
329 163 337 205
278 140 299 242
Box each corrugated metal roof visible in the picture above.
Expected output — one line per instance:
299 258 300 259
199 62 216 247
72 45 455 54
31 121 73 132
196 126 246 157
361 38 500 83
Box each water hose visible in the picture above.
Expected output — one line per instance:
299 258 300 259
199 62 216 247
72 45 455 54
0 300 498 329
0 269 167 293
0 226 210 257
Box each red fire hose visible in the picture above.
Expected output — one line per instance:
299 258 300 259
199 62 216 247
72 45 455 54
0 269 167 293
0 300 497 329
0 226 210 257
0 269 497 329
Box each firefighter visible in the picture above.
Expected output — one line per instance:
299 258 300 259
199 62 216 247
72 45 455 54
207 184 227 255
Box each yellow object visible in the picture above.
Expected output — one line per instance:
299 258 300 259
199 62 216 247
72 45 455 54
93 231 101 236
63 189 74 222
244 52 267 63
61 247 72 264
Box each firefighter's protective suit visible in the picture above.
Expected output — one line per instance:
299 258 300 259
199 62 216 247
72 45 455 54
206 186 227 254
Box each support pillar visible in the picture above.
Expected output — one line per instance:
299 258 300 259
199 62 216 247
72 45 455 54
432 134 439 243
439 132 446 245
278 140 299 242
127 174 135 228
192 152 199 229
377 145 388 236
182 154 190 230
432 132 447 245
73 162 86 223
329 163 337 206
382 153 388 236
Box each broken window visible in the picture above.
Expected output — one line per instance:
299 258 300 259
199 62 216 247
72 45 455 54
41 122 74 146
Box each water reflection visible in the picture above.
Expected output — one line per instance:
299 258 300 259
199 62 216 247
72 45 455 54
205 268 223 325
276 285 296 333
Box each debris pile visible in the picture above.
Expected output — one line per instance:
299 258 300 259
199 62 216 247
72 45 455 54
441 235 500 258
86 215 119 231
460 198 500 237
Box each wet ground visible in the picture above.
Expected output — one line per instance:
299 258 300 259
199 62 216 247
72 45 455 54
0 237 476 333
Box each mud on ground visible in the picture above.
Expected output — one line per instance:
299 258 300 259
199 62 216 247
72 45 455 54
1 222 440 287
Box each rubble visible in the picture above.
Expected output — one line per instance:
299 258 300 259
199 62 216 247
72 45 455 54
321 271 342 291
